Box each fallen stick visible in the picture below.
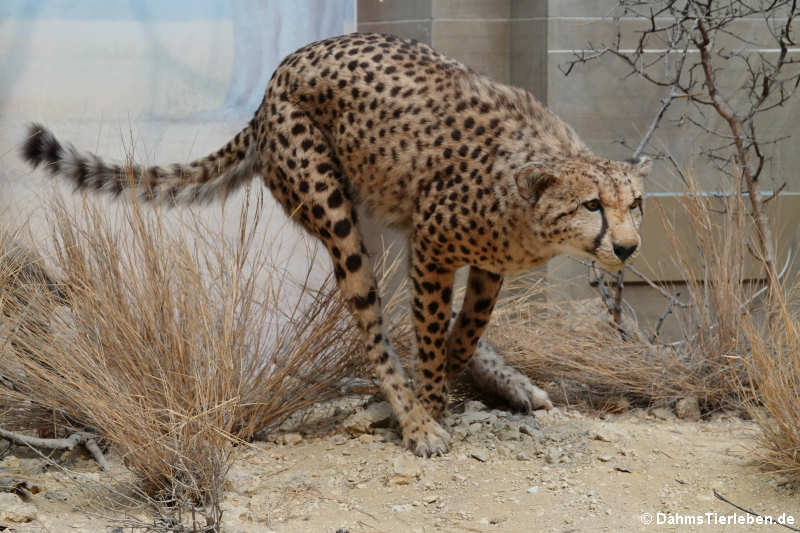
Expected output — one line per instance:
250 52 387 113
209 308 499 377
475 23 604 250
0 426 109 471
713 489 800 532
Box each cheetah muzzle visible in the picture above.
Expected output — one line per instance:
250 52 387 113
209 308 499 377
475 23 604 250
20 32 650 457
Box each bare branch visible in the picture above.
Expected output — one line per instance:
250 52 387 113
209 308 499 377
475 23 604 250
714 489 800 532
0 426 110 472
633 85 680 159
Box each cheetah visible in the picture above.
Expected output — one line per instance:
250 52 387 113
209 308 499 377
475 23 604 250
20 33 650 457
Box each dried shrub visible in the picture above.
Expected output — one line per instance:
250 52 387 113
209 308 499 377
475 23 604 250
488 291 686 410
0 228 67 419
1 189 358 526
742 284 800 480
659 178 756 403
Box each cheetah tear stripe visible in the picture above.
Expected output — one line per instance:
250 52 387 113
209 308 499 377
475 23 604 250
21 123 258 206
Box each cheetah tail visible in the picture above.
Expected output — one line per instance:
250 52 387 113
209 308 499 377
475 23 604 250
20 123 258 206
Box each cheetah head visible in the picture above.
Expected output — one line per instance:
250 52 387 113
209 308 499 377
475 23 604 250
515 156 651 270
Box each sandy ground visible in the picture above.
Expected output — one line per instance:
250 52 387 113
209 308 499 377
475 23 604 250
0 398 797 533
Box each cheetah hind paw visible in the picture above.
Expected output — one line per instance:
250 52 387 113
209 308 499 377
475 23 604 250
502 373 553 413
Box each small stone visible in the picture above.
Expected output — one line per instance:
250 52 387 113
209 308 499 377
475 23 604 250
544 448 560 464
471 449 489 462
391 455 422 485
44 491 68 502
597 455 613 463
651 407 674 420
461 411 491 424
451 426 468 441
281 432 303 446
591 427 620 442
497 429 520 441
0 493 36 523
526 485 540 494
675 397 702 421
423 494 438 504
464 400 487 413
391 504 413 512
516 452 530 461
519 424 540 437
343 401 394 435
469 422 483 434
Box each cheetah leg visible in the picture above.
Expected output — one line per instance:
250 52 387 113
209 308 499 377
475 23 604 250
445 267 552 412
467 338 553 412
265 112 449 457
445 267 503 377
409 245 455 422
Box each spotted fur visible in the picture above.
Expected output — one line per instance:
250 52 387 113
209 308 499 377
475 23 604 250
20 33 650 457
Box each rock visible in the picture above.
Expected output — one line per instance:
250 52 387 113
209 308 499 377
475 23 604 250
343 401 394 435
526 485 540 494
675 397 702 421
518 423 540 437
0 493 36 523
591 426 623 443
650 407 674 420
391 455 422 485
391 504 413 512
464 400 487 413
461 411 491 424
597 455 613 463
497 428 520 441
281 432 303 446
544 448 561 464
44 491 68 502
471 449 489 462
451 426 468 441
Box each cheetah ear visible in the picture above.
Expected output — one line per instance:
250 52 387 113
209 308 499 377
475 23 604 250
624 156 652 178
515 162 558 203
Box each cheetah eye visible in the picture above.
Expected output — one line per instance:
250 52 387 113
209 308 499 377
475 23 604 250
630 197 642 211
582 199 601 212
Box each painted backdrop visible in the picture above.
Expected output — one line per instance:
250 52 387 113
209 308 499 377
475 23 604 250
0 0 356 287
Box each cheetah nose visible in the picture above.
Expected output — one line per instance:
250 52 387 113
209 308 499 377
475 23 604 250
613 243 637 262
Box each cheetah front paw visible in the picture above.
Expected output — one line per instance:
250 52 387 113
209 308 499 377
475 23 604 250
502 374 553 413
401 409 451 457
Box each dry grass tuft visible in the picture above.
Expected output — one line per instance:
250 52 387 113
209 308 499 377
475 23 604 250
1 189 358 526
487 282 704 410
742 284 800 479
659 178 756 404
